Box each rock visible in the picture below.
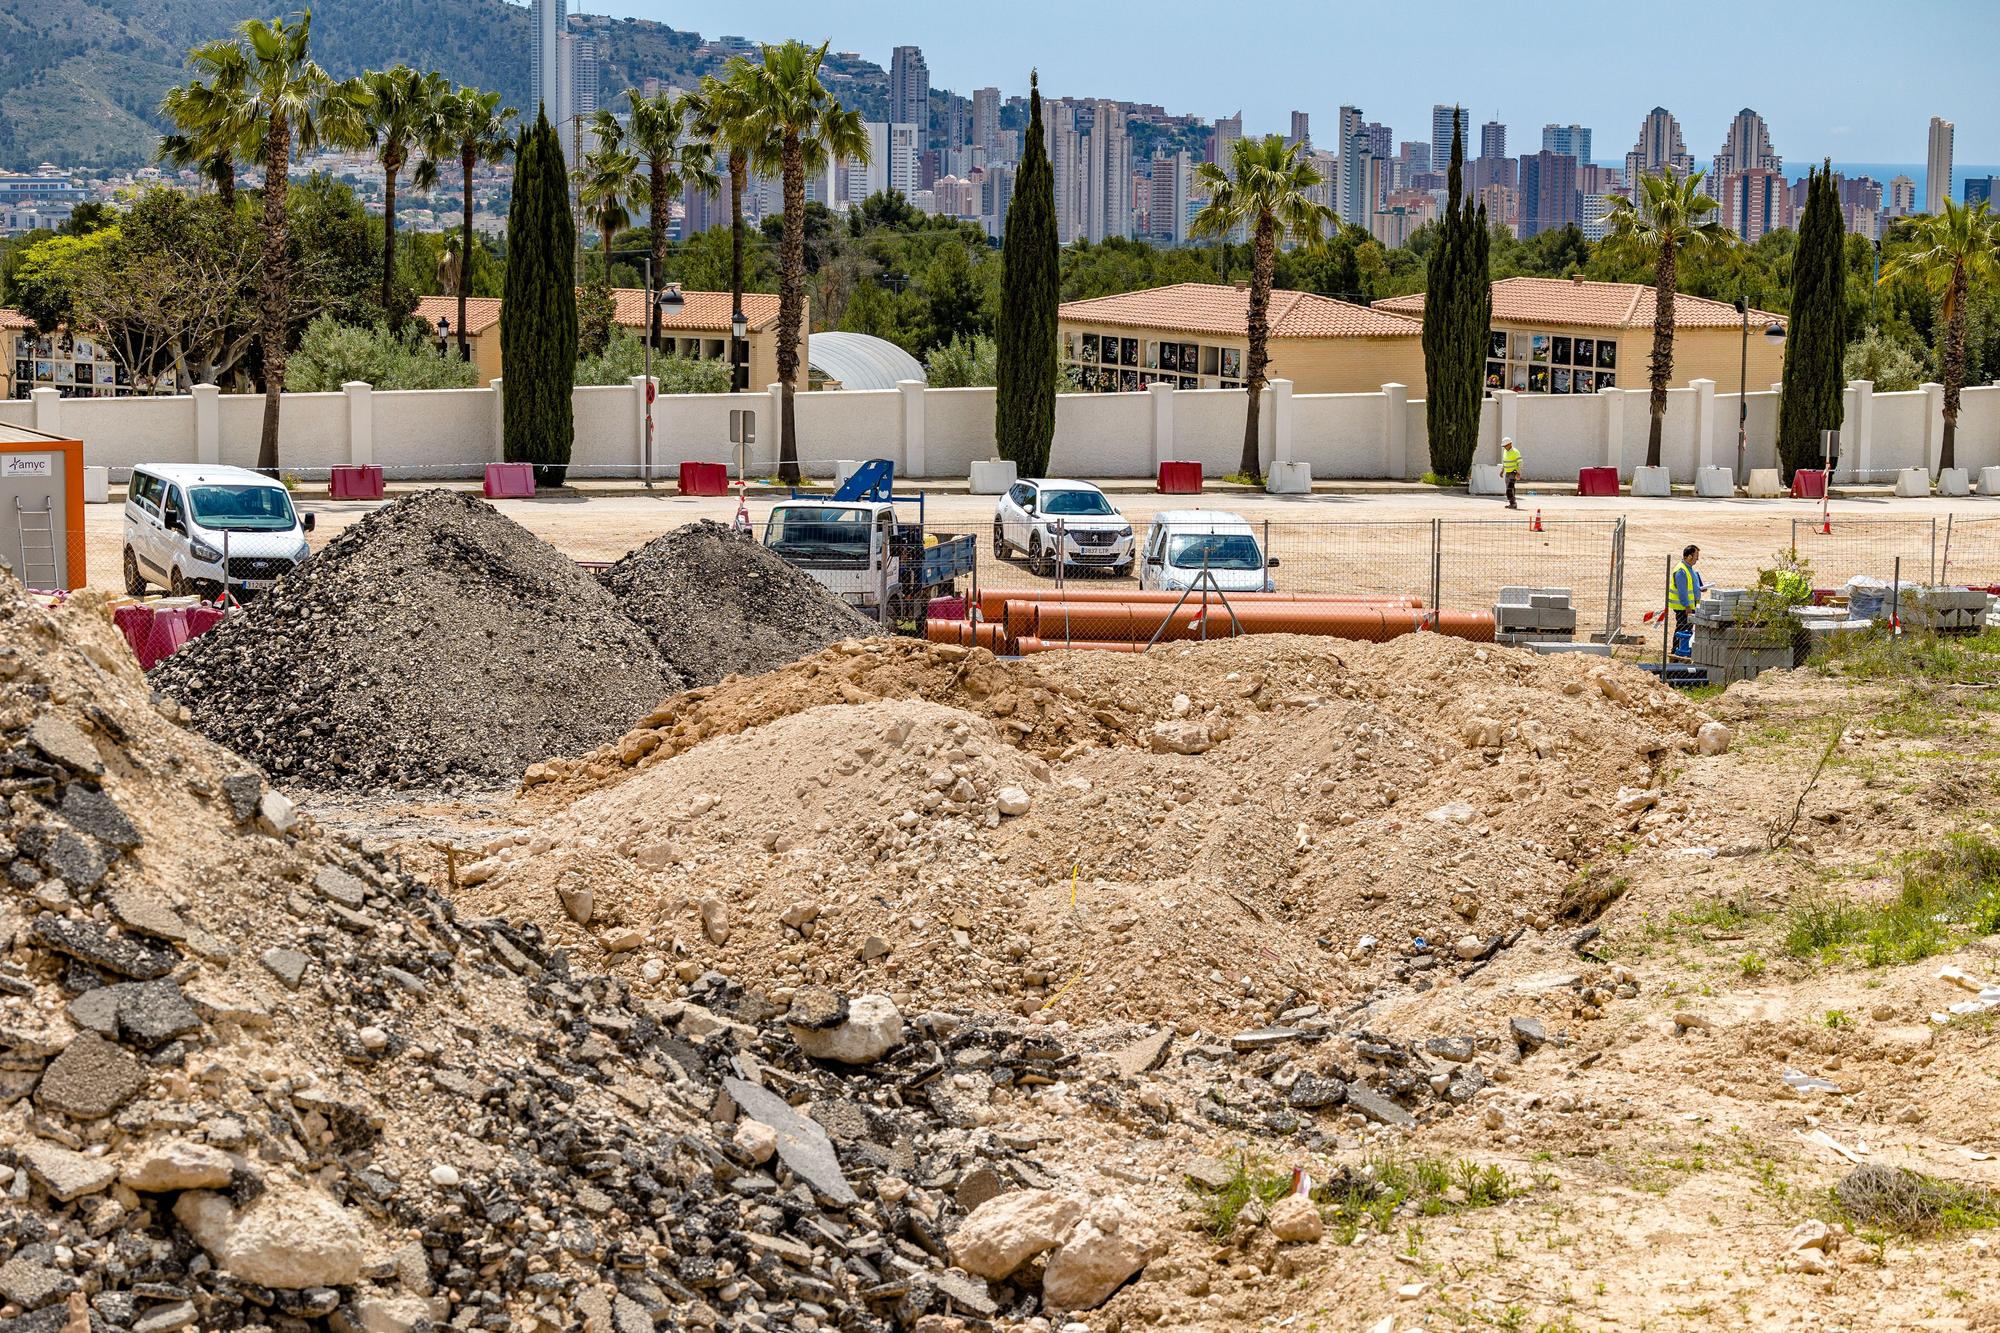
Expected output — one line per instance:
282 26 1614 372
1425 1036 1475 1063
0 1256 69 1311
1593 670 1630 704
221 773 262 823
1787 1220 1835 1253
1509 1016 1547 1051
1460 716 1504 749
778 902 820 932
1183 1158 1235 1192
120 1139 235 1192
112 979 203 1049
337 1291 438 1333
913 1318 969 1333
31 918 176 980
259 947 310 990
1286 1074 1346 1109
28 713 101 773
59 785 140 849
1041 1195 1158 1311
720 1077 858 1206
1230 1027 1308 1051
857 934 891 961
132 1300 199 1333
950 1189 1083 1279
1672 1011 1711 1033
67 986 122 1037
995 786 1032 816
19 1141 119 1202
1453 933 1485 960
785 986 847 1030
429 1165 460 1187
357 1026 390 1052
1343 1084 1415 1128
1696 721 1733 755
1791 1249 1831 1275
105 888 187 942
313 866 369 909
34 1032 147 1120
556 880 595 926
1424 801 1478 825
699 896 731 945
1614 786 1661 814
1267 1194 1323 1243
600 927 644 952
1108 1029 1173 1077
787 993 903 1065
25 824 107 887
258 789 299 835
173 1183 366 1289
732 1119 777 1164
1147 721 1212 755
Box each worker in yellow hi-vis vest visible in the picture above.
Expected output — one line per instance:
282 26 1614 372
1501 437 1523 510
1669 544 1704 654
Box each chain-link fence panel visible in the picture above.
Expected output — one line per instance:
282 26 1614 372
1435 517 1625 642
1939 515 2000 590
1788 517 1939 590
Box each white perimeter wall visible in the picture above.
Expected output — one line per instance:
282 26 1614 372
22 376 2000 484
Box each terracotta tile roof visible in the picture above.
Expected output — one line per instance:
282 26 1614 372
414 295 503 335
0 308 33 331
610 288 785 333
1373 277 1783 331
1059 283 1422 339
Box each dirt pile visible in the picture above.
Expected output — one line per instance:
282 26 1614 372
598 519 880 687
481 633 1713 1027
0 576 1160 1332
150 489 680 790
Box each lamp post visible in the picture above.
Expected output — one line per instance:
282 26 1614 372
731 308 748 393
651 282 684 484
1734 298 1751 485
434 314 452 358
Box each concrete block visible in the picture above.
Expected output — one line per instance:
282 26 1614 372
1630 465 1672 497
1694 465 1734 498
1978 466 2000 496
1265 460 1311 494
968 459 1018 495
83 466 110 504
1524 641 1611 657
1746 468 1786 497
1937 467 1971 497
1895 467 1930 497
1468 464 1505 496
1496 585 1534 606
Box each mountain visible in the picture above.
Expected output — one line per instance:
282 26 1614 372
0 0 894 171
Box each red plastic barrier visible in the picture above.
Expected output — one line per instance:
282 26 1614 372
928 595 966 622
484 463 535 499
113 606 154 664
1791 469 1828 499
679 462 730 496
1157 461 1203 494
1577 466 1620 497
115 603 230 670
329 465 384 500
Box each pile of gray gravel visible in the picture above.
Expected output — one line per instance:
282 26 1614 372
598 519 878 687
151 489 681 790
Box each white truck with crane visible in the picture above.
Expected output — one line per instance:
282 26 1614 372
759 460 975 630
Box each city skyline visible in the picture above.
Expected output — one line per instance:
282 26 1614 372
613 0 1995 164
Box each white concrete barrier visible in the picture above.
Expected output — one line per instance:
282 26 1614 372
1265 461 1312 494
968 458 1017 494
82 466 110 504
1938 467 1971 497
1746 468 1786 497
1694 466 1733 498
1631 465 1672 497
1979 466 2000 496
1895 467 1930 497
1468 464 1504 495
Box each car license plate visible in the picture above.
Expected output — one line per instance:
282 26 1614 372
239 578 275 590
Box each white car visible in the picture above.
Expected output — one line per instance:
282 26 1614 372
1138 510 1278 593
991 479 1135 576
123 464 315 599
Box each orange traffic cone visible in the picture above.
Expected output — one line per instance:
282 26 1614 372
1530 508 1544 532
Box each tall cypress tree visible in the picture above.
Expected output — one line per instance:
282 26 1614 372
502 110 578 485
1777 161 1847 481
1422 110 1490 480
996 72 1058 476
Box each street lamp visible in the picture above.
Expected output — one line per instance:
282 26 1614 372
731 309 748 393
1732 299 1788 485
434 314 451 357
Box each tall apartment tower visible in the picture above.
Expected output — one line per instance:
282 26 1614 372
889 46 930 143
1431 105 1466 168
531 0 566 121
1926 116 1954 214
1718 168 1791 242
1888 174 1917 217
1711 108 1778 177
1518 150 1579 238
972 87 1002 160
1625 107 1694 184
1044 99 1082 242
862 122 920 199
1210 111 1243 165
1075 100 1131 242
1541 124 1591 162
1338 106 1372 227
1478 120 1506 161
1288 111 1311 150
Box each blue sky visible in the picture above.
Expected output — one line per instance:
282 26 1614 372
608 0 1993 165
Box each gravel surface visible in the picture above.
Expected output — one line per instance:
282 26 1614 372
150 489 680 790
597 519 879 686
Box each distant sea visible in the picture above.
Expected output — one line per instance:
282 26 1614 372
1592 162 2000 203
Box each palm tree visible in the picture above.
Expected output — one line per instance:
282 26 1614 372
624 88 719 346
159 41 251 209
1190 135 1334 482
736 40 869 482
688 64 772 392
436 87 515 361
359 65 451 326
1605 168 1730 469
197 13 368 471
1880 199 1998 477
579 115 642 266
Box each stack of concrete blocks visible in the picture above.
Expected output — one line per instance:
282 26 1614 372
1494 586 1578 646
1691 588 1794 683
1899 586 1992 635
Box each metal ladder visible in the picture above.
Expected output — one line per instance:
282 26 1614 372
13 495 57 589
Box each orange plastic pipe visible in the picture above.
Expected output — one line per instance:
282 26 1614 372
976 587 1421 621
1015 636 1146 654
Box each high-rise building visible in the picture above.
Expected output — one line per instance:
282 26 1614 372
1541 124 1591 162
1431 105 1467 169
1967 176 1999 207
1288 111 1311 150
1080 100 1132 242
1337 106 1372 227
1836 174 1883 236
1579 191 1615 242
531 0 565 122
1399 141 1432 177
1718 167 1790 241
569 36 599 120
889 46 930 143
1149 151 1192 244
1210 111 1243 165
1477 183 1518 236
1926 116 1954 214
861 122 920 199
1479 120 1506 161
1364 122 1393 167
1888 174 1917 217
1518 151 1579 238
980 163 1015 240
1712 108 1779 177
943 95 969 151
1624 107 1694 184
973 87 1002 160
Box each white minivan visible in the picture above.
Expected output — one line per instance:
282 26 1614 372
123 464 314 599
1137 510 1279 593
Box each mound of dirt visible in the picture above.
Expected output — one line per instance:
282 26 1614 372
151 489 680 790
487 632 1714 1025
597 519 880 686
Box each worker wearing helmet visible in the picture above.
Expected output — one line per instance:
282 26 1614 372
1501 437 1523 510
1669 544 1704 652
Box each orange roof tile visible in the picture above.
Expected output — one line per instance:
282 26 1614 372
414 295 503 335
1372 277 1782 331
0 308 33 331
1059 283 1422 339
610 288 785 333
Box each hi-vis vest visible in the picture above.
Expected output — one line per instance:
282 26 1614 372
1502 445 1522 475
1670 561 1701 611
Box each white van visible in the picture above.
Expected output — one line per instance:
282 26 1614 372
123 464 315 599
1137 509 1278 593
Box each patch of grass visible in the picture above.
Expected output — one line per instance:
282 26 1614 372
1673 897 1758 931
1314 1154 1522 1240
1813 626 2000 684
1782 833 2000 965
1830 1164 2000 1236
1221 471 1261 487
1186 1157 1294 1238
1558 867 1629 923
1823 1008 1852 1029
1739 951 1767 979
1420 470 1465 488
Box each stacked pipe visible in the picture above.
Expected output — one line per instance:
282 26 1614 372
927 589 1495 655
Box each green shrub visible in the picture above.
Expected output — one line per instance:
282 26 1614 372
925 333 997 388
575 333 731 392
286 317 482 392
